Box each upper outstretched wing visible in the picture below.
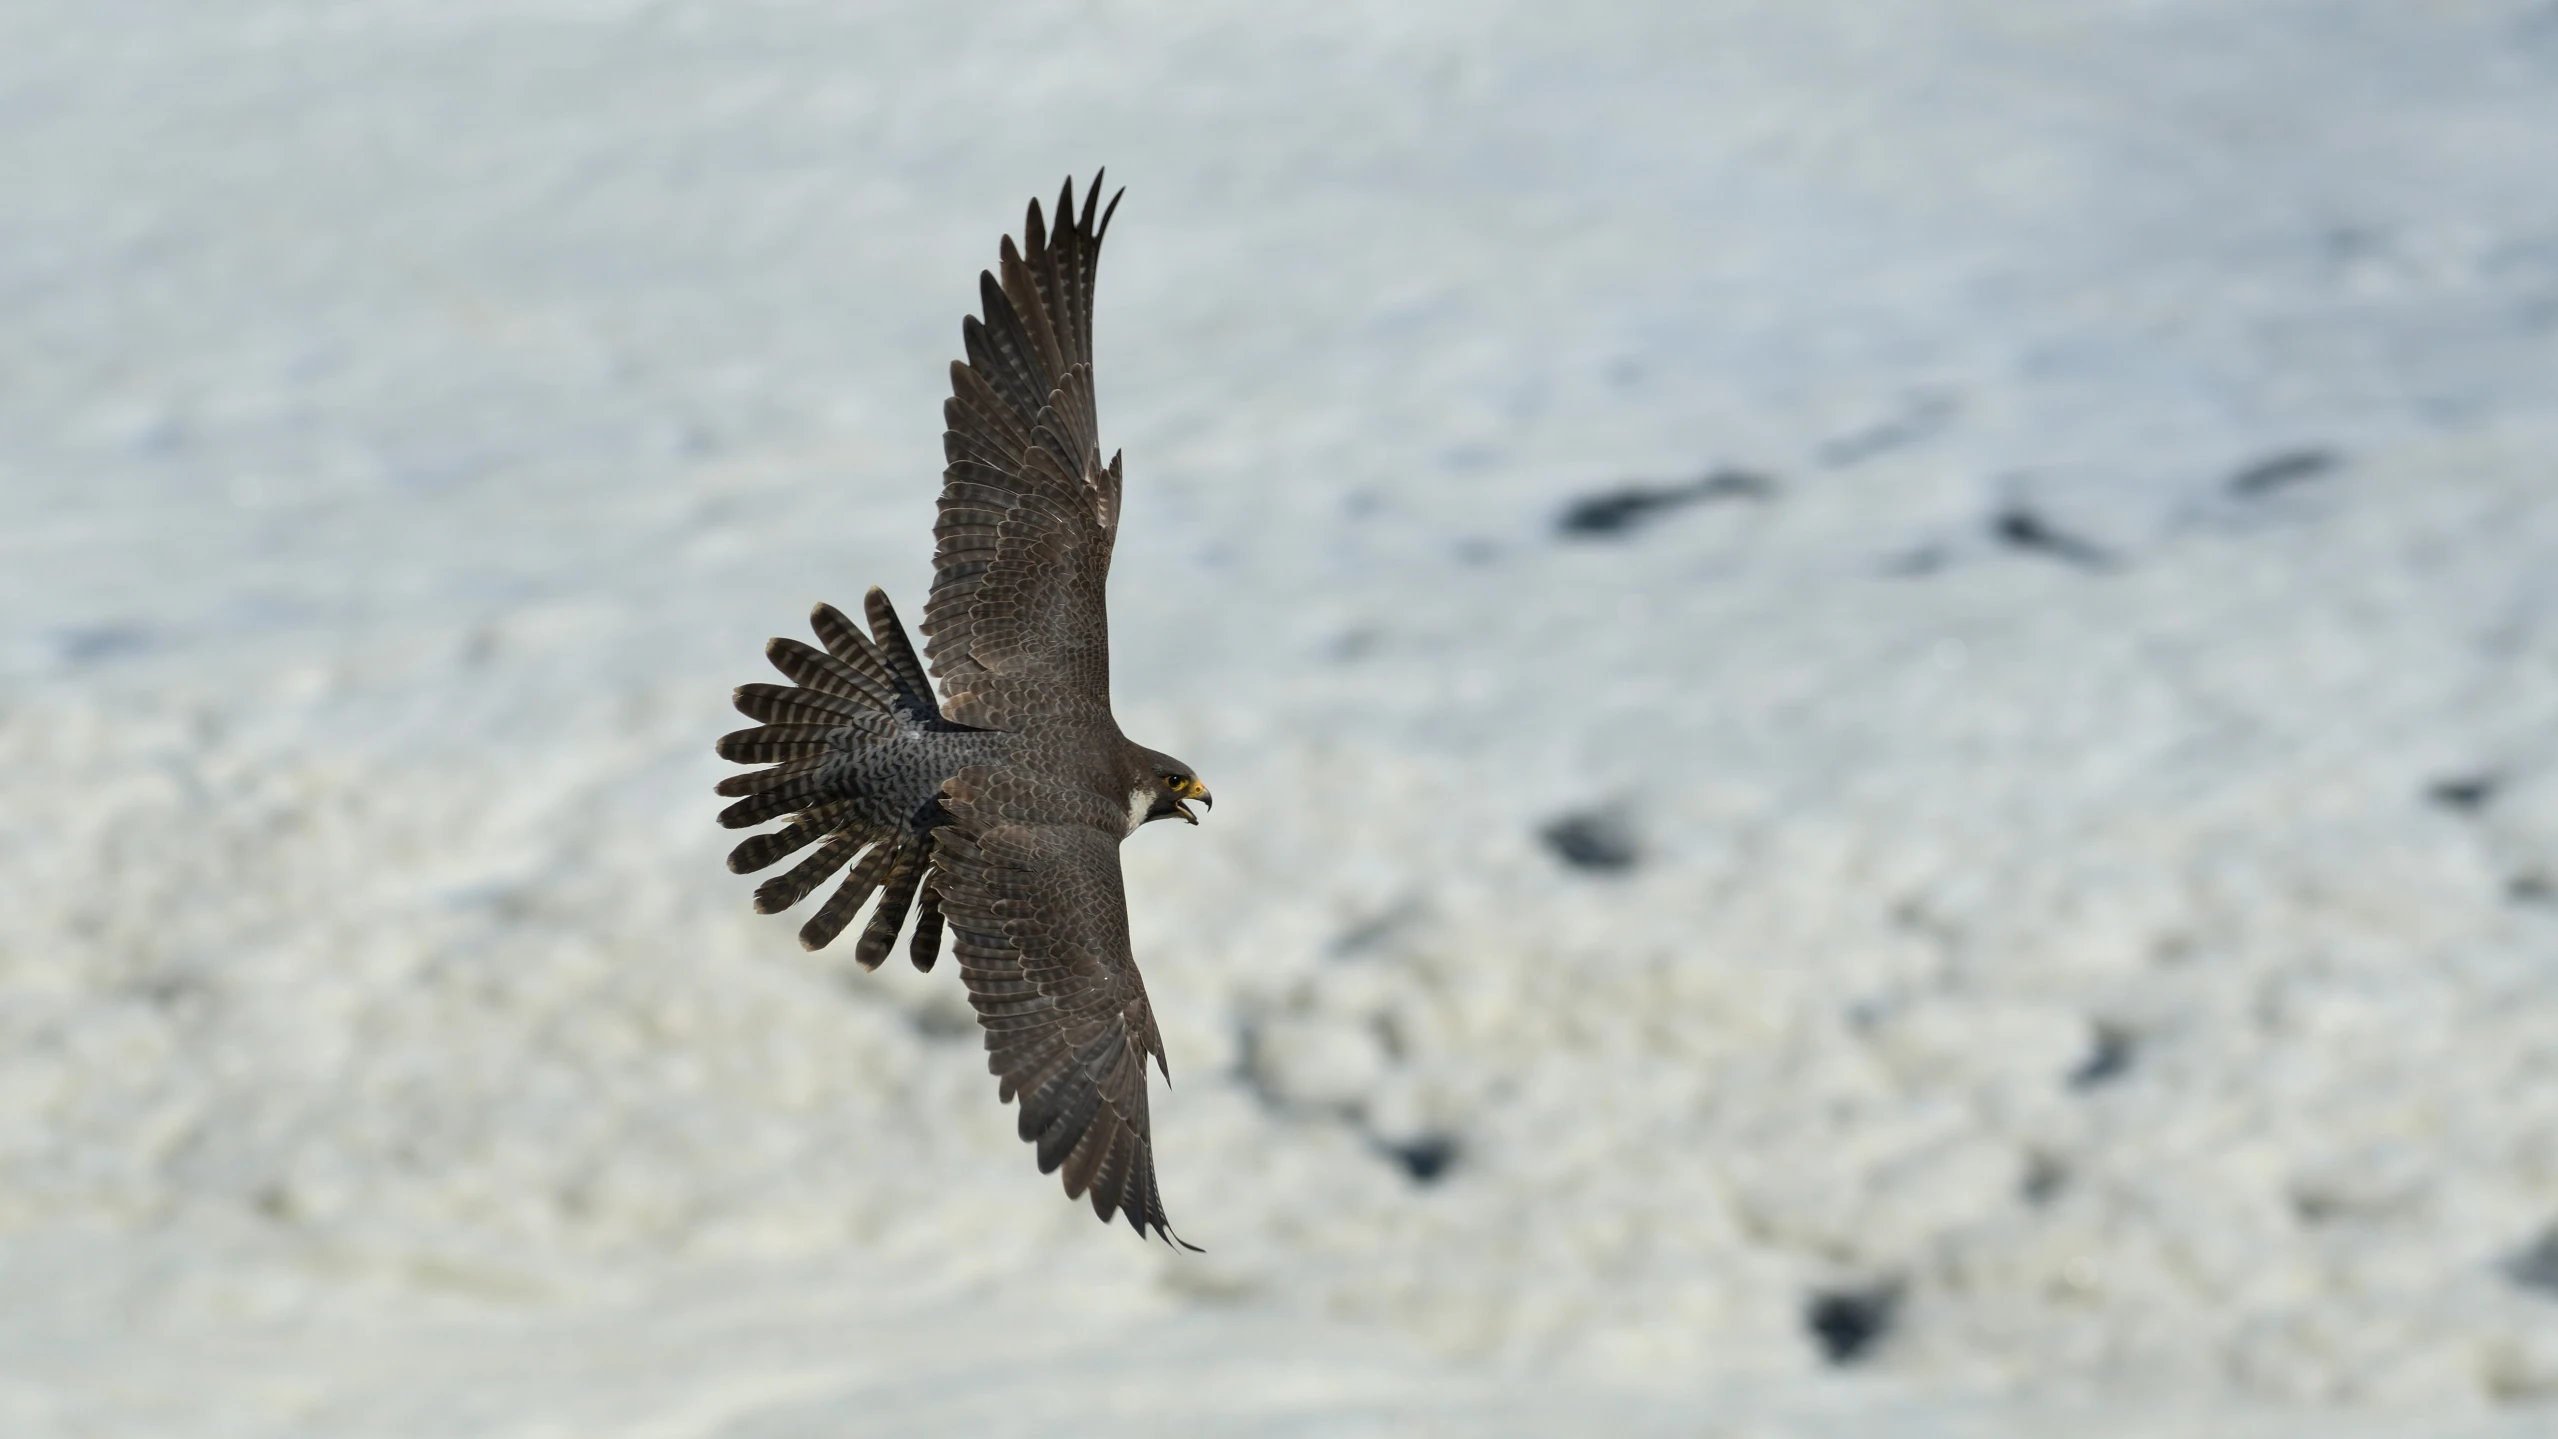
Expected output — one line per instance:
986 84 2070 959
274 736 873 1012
923 174 1126 731
931 770 1192 1248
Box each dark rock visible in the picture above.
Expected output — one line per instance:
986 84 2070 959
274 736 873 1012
1806 1283 1900 1365
2069 1024 2136 1089
908 997 978 1042
1540 811 1639 873
2427 775 2497 813
1819 395 1955 467
2504 1228 2558 1296
2228 448 2339 497
1382 1133 1459 1185
1557 469 1771 538
1990 505 2112 569
2020 1153 2069 1205
56 624 152 665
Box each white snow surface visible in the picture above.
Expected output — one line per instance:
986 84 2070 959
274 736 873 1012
7 1 2558 1432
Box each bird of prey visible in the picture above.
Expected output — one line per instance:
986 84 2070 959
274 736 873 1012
714 174 1209 1247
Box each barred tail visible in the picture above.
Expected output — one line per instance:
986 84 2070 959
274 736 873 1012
718 587 949 969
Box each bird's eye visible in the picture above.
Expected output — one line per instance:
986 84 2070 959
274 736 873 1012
1166 774 1188 790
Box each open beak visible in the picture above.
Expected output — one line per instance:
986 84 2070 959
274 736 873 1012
1174 782 1213 825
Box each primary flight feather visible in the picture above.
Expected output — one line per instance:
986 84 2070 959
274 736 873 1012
715 174 1209 1247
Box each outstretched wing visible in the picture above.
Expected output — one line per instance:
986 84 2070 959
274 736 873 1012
924 174 1126 731
931 770 1192 1248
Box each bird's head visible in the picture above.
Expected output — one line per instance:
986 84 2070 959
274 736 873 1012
1137 752 1213 827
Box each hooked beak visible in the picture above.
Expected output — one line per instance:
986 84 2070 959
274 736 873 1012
1174 782 1213 825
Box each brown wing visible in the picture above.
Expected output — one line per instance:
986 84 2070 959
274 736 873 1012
924 174 1127 731
931 770 1192 1248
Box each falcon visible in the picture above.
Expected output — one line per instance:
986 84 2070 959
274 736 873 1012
714 174 1209 1247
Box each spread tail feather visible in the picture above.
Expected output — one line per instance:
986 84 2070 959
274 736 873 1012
718 591 951 969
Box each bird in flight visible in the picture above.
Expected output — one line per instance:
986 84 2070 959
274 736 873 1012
715 174 1208 1247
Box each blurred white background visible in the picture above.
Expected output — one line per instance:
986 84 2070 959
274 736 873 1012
6 2 2558 1433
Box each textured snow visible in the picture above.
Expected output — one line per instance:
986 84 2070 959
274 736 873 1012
7 1 2558 1432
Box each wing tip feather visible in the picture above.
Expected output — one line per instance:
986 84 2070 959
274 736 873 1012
1096 182 1122 243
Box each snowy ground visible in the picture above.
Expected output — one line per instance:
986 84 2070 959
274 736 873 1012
7 1 2558 1433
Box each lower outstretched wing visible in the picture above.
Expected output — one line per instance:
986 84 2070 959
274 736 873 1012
931 770 1192 1248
